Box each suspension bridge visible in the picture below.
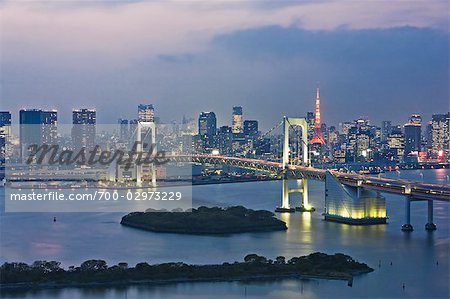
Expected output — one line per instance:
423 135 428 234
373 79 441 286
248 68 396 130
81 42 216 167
170 116 450 232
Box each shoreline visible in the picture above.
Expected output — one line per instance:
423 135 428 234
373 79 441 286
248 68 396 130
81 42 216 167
0 269 373 291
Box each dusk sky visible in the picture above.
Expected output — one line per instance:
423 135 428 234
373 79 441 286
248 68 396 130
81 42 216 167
1 0 448 130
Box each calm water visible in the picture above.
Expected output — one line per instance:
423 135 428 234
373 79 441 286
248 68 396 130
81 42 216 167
0 169 449 299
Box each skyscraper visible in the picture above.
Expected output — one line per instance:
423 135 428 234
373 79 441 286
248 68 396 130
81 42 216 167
381 121 392 142
72 108 96 150
243 120 258 137
404 114 422 157
387 127 404 162
232 106 243 134
310 87 326 145
138 104 155 123
198 112 217 149
198 112 217 137
218 126 233 155
19 109 57 161
431 113 450 161
118 118 129 141
0 111 12 161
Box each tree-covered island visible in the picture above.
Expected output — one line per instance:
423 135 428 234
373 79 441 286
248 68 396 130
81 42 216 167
120 206 287 234
0 252 373 290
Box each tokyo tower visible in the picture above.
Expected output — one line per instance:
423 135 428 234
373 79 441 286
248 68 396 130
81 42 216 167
310 87 326 145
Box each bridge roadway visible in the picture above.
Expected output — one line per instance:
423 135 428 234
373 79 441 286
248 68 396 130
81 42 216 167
169 154 450 202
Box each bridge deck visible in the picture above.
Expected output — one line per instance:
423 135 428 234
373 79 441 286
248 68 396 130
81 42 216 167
173 155 450 202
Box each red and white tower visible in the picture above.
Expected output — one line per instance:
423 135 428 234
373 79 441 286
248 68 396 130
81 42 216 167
310 87 326 145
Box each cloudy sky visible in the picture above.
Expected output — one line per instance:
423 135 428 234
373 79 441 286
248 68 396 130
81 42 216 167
1 0 448 129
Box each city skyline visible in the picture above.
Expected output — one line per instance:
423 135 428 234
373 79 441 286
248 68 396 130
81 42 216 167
1 1 448 128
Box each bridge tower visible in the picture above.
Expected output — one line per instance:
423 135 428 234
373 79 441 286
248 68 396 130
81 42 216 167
276 117 314 213
136 121 157 186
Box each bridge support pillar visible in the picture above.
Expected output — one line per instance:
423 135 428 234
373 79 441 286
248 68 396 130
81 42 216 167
296 178 315 212
425 200 437 231
275 179 295 212
401 196 413 232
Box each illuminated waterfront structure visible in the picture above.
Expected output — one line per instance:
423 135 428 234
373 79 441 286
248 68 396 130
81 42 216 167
324 172 387 224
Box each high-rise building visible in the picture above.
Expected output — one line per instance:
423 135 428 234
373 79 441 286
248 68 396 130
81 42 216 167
19 109 57 160
387 128 404 161
232 106 243 134
431 113 450 161
72 108 96 150
381 121 392 142
339 122 354 136
198 112 217 149
404 123 421 156
310 87 325 145
306 111 315 141
243 120 258 137
118 118 129 141
0 111 12 161
218 126 233 155
425 121 433 150
138 104 155 123
355 131 372 162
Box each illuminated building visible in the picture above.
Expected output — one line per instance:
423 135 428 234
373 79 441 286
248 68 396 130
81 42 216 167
243 120 258 137
138 104 154 123
0 111 11 161
387 128 404 161
72 108 96 150
232 106 243 134
355 131 372 162
217 126 233 155
118 118 129 142
404 123 421 157
198 111 217 149
431 113 449 161
381 120 392 142
19 109 57 161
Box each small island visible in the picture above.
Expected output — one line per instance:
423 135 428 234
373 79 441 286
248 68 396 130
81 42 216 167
0 252 373 290
120 206 287 234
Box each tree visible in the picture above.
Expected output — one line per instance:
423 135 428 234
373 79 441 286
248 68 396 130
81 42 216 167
80 260 107 271
244 254 268 264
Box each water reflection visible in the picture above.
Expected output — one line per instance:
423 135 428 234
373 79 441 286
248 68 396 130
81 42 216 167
0 169 449 298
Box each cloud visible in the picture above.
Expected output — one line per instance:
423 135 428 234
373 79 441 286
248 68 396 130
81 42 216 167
0 1 448 128
1 0 447 67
